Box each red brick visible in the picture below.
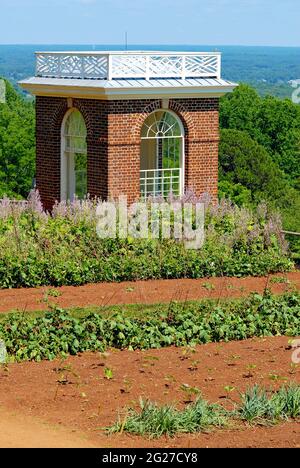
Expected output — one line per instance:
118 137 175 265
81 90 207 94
35 97 219 210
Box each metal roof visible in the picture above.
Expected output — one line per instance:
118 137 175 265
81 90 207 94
20 76 235 89
19 76 237 100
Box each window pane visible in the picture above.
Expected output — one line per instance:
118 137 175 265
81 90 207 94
141 110 182 139
75 151 87 199
162 138 180 168
63 110 87 201
140 110 183 199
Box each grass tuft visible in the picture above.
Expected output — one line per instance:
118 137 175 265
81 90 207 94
108 384 300 438
271 384 300 420
108 396 228 438
235 385 276 425
236 384 300 425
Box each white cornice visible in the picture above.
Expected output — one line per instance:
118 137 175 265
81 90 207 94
19 81 237 100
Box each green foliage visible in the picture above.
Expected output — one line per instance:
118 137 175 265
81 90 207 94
236 384 300 424
219 128 287 202
0 79 35 198
218 181 252 207
0 199 293 289
276 129 300 183
220 84 300 179
273 384 300 419
253 82 294 100
109 396 227 438
220 84 262 139
0 78 298 260
236 385 277 425
0 291 299 362
104 367 113 380
220 85 300 256
108 384 300 438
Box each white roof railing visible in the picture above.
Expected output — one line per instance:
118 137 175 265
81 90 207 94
35 51 221 81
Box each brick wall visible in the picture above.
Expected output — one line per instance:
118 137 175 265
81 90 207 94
35 96 219 210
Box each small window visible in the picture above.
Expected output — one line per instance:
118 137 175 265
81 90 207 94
61 109 87 201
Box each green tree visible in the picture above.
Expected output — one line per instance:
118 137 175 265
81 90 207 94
275 128 300 181
0 79 35 198
220 84 263 142
219 126 300 258
220 85 300 179
219 128 287 202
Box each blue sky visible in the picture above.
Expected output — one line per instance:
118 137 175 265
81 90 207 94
0 0 299 46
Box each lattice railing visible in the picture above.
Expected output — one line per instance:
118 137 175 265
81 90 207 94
36 53 108 79
35 52 221 80
140 168 182 199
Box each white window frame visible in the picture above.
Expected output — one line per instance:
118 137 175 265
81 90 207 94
140 109 185 197
60 108 87 201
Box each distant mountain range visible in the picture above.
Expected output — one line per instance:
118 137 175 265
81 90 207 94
1 44 300 98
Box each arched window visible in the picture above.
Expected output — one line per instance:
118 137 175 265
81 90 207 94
140 110 184 199
61 109 87 201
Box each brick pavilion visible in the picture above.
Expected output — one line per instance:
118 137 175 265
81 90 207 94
20 51 237 210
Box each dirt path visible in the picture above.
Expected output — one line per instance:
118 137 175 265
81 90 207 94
0 336 299 448
0 408 96 448
0 272 299 314
1 409 298 449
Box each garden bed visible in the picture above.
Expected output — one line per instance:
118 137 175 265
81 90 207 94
1 291 299 361
0 194 293 289
0 272 299 315
0 336 299 448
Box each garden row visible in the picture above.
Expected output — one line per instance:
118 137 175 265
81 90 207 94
109 385 300 438
0 193 293 288
1 291 299 362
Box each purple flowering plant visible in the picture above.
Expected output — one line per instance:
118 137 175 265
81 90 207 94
0 189 293 288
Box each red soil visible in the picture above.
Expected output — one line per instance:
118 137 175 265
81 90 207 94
0 336 299 448
0 272 299 314
0 409 96 448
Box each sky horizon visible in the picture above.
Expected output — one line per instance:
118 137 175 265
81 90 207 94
1 44 300 51
0 0 299 47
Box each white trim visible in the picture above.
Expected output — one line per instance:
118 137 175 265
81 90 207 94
35 51 222 56
141 109 183 139
180 136 185 197
140 168 182 199
60 108 87 201
19 81 237 100
140 109 185 197
161 98 169 109
60 109 72 201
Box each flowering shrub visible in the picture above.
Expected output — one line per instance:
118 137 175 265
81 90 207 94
0 191 293 289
